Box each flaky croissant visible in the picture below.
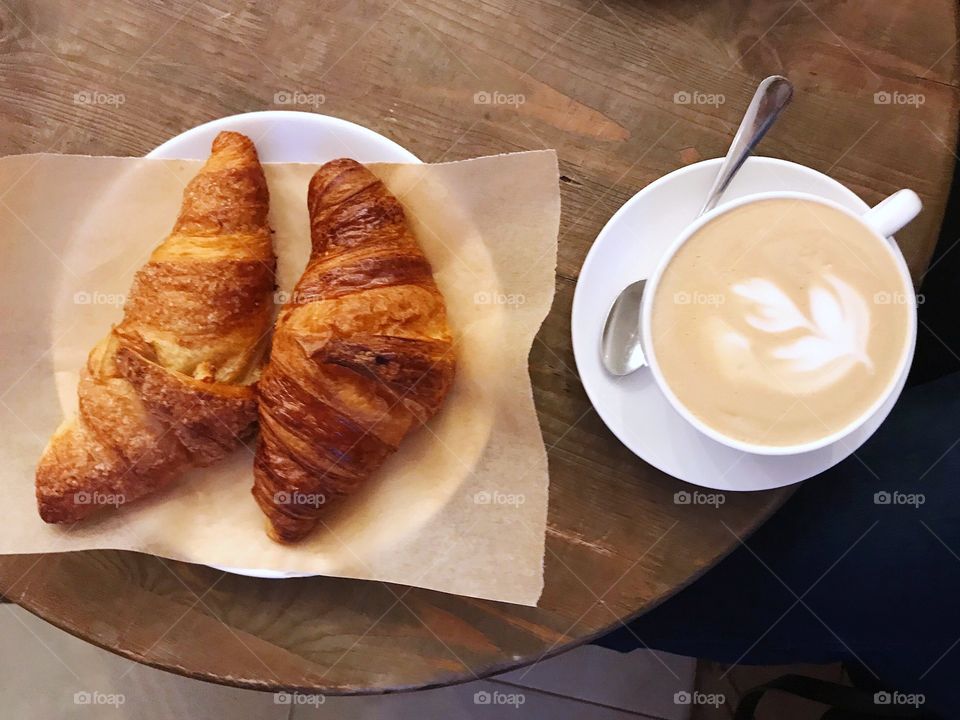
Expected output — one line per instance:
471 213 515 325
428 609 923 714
253 159 456 542
36 131 276 523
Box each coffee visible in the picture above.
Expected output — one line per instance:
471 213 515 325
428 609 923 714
650 198 912 448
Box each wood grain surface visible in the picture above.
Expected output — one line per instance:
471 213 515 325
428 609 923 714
0 0 956 694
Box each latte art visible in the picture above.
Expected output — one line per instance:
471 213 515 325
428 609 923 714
719 274 874 394
651 199 911 447
734 275 873 369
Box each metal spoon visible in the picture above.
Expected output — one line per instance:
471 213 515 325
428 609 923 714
600 75 794 376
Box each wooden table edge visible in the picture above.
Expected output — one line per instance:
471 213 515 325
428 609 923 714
2 486 793 695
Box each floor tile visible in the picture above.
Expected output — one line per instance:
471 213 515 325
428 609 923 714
495 645 697 718
689 661 737 719
288 680 645 719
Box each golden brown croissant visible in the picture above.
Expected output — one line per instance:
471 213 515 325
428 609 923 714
36 131 276 523
253 159 456 542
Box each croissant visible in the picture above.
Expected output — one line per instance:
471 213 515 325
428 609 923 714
36 131 276 523
253 159 456 542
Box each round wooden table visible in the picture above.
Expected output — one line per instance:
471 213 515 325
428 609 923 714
1 0 957 694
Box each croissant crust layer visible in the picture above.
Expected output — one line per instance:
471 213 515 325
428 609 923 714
253 158 455 542
36 131 276 523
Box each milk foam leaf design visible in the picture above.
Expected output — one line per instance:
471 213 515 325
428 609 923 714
731 278 809 332
827 275 873 365
732 275 874 373
771 335 853 372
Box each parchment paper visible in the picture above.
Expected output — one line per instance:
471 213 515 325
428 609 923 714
0 150 559 606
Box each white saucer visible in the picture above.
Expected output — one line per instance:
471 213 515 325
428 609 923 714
147 111 420 578
571 157 915 492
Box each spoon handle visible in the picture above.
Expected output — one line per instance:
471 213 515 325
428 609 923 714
699 75 794 216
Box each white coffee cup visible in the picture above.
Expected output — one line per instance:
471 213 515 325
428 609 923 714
640 189 922 456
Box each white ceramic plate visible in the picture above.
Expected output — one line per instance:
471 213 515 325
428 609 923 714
571 157 915 492
148 110 420 164
148 111 420 578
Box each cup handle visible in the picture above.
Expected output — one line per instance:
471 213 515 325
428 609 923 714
860 189 922 239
